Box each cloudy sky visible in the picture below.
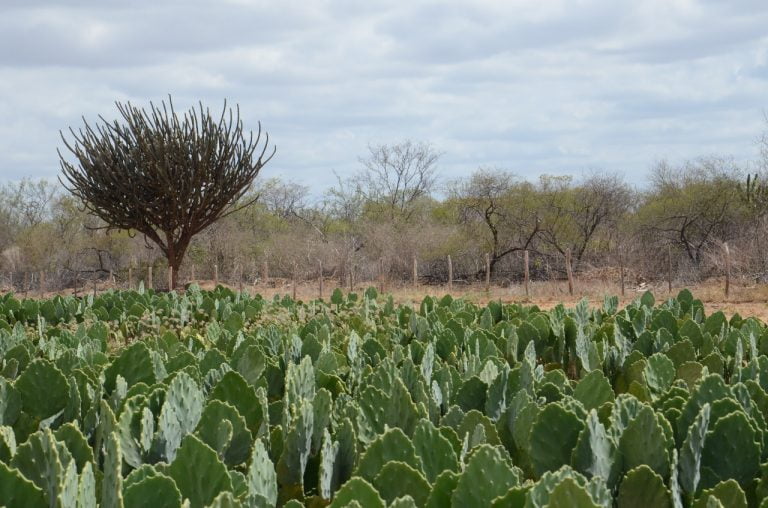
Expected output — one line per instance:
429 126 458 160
1 0 767 191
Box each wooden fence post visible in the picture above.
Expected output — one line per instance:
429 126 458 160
447 255 453 293
724 243 731 298
412 256 418 288
147 265 153 290
39 270 45 297
213 264 218 287
379 259 385 294
524 250 530 299
667 245 672 294
619 249 625 297
292 262 297 300
319 260 324 299
565 249 574 296
128 266 133 290
485 253 490 293
168 266 173 292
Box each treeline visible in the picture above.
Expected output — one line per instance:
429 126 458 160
0 140 765 292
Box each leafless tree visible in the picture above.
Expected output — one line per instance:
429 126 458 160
538 172 632 265
354 140 441 221
450 168 541 275
638 157 745 267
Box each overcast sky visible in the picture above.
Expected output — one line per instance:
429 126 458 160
1 0 767 191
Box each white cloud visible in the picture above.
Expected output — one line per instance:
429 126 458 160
0 0 766 189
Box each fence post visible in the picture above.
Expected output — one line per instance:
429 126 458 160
619 249 625 298
213 264 218 287
148 265 153 290
524 250 530 299
724 243 731 298
128 266 133 290
565 249 574 296
485 253 490 293
292 262 297 300
412 256 418 288
168 266 174 292
379 259 385 294
39 270 45 298
447 255 453 293
667 245 672 294
319 260 324 299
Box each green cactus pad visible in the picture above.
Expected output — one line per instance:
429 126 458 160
451 444 520 507
372 461 430 506
355 427 421 482
247 439 277 508
329 477 385 508
529 403 585 477
169 434 233 507
14 359 69 420
617 405 670 478
0 461 47 507
573 371 615 411
124 475 182 508
412 419 460 482
617 465 672 508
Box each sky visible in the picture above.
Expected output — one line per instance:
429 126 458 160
1 0 768 192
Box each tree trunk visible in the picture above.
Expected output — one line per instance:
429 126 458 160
168 256 182 290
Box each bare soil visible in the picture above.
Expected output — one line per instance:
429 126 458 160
18 276 768 322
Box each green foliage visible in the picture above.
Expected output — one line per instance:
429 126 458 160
247 439 277 508
371 461 430 506
169 435 233 507
1 288 768 506
617 466 672 508
329 477 385 508
573 371 614 410
123 475 182 508
529 403 585 477
14 359 69 420
0 461 47 507
451 445 520 507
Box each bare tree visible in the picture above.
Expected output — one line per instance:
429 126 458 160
58 97 275 288
637 157 744 267
450 168 541 275
257 178 309 219
354 140 440 221
538 172 632 265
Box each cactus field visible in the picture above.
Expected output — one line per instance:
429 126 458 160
0 285 767 507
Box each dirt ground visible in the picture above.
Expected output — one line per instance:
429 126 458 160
22 276 768 322
201 277 768 322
